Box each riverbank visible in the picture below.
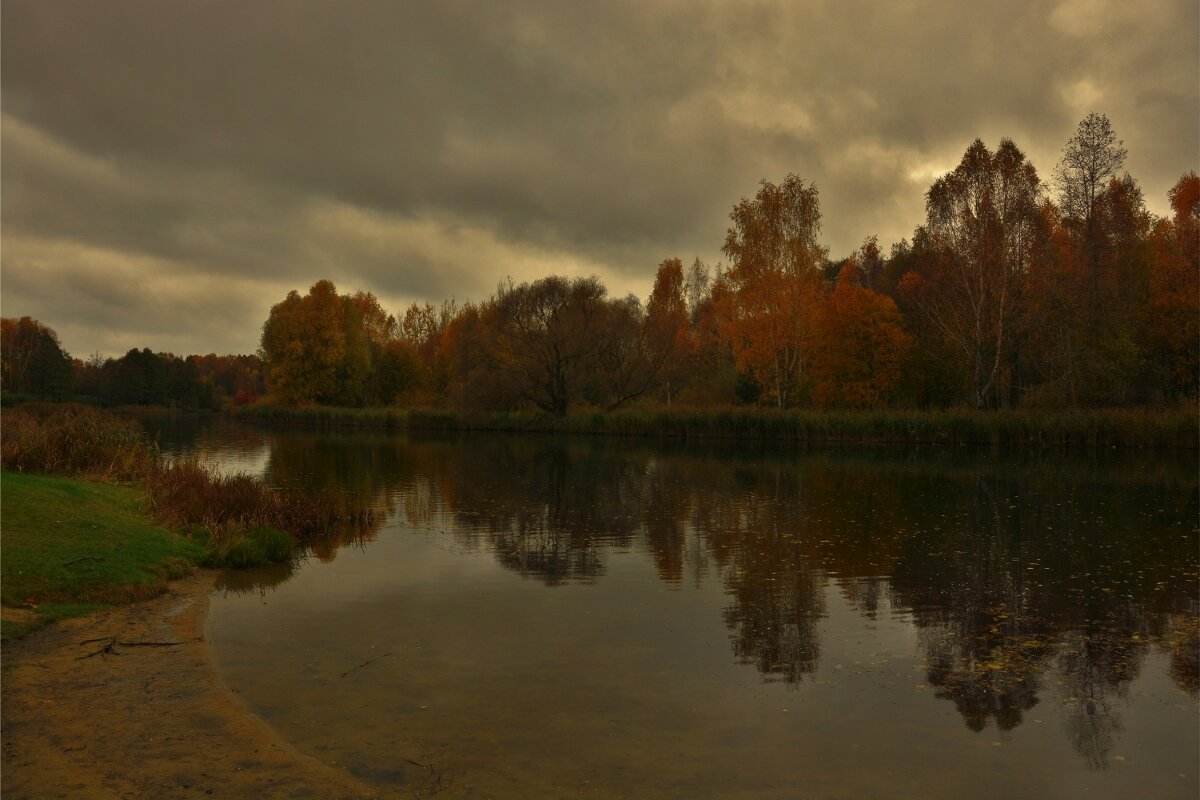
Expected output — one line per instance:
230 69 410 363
0 405 376 608
232 404 1199 449
0 571 390 799
0 438 397 795
1 471 203 640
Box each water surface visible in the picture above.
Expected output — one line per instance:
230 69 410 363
153 415 1199 799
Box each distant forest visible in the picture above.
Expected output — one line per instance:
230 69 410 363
3 114 1197 414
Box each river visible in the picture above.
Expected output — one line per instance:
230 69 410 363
144 413 1199 799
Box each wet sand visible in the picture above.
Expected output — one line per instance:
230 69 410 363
1 571 397 799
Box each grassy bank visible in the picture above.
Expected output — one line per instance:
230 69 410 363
0 405 375 639
232 404 1198 449
0 471 203 639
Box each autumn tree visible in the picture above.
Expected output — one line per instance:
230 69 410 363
719 175 828 408
681 270 739 405
188 354 266 404
401 299 458 400
645 258 692 406
439 303 509 411
1 317 75 400
479 276 611 416
853 235 885 290
809 263 913 408
261 280 344 404
1054 112 1128 249
347 291 414 406
683 257 711 322
904 139 1041 408
349 291 398 346
593 294 658 411
260 280 414 406
1142 172 1200 399
1046 114 1153 404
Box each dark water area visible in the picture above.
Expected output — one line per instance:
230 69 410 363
147 414 1199 799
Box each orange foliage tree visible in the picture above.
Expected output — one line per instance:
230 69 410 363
401 299 459 400
810 264 913 408
1143 172 1200 399
260 280 416 406
718 175 827 408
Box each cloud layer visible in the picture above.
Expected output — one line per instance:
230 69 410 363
3 0 1196 357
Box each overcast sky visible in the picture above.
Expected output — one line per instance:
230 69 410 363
2 0 1197 358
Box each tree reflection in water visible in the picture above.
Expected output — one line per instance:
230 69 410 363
247 431 1198 768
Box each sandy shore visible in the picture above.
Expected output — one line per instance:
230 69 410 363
1 571 398 799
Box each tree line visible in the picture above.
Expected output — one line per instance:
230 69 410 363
259 113 1198 414
0 318 265 410
4 113 1195 414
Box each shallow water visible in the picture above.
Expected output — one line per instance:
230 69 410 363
152 415 1199 799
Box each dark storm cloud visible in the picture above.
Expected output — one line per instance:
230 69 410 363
2 0 1196 356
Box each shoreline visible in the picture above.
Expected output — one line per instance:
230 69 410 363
231 405 1199 449
1 571 393 799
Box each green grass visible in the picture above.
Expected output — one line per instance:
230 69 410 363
1 470 205 638
188 524 295 569
0 405 347 640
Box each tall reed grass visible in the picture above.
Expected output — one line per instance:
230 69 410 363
0 404 157 481
234 403 1198 449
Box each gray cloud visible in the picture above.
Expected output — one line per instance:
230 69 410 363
2 0 1196 357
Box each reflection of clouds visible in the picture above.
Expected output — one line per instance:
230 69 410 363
194 447 270 478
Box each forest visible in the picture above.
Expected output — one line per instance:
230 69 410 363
3 115 1197 415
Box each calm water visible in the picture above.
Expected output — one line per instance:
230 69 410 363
147 414 1199 799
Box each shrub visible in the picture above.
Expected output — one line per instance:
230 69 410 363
201 526 294 568
145 458 377 544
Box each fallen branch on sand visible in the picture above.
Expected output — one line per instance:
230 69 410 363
76 636 202 659
76 637 119 659
340 651 393 678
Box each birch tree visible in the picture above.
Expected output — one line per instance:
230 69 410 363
909 139 1041 408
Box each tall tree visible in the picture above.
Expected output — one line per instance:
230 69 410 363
904 139 1041 408
646 258 691 407
1054 112 1127 244
853 235 885 290
719 175 828 408
1048 114 1151 404
260 280 349 404
1143 172 1200 399
401 299 458 400
683 257 711 322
